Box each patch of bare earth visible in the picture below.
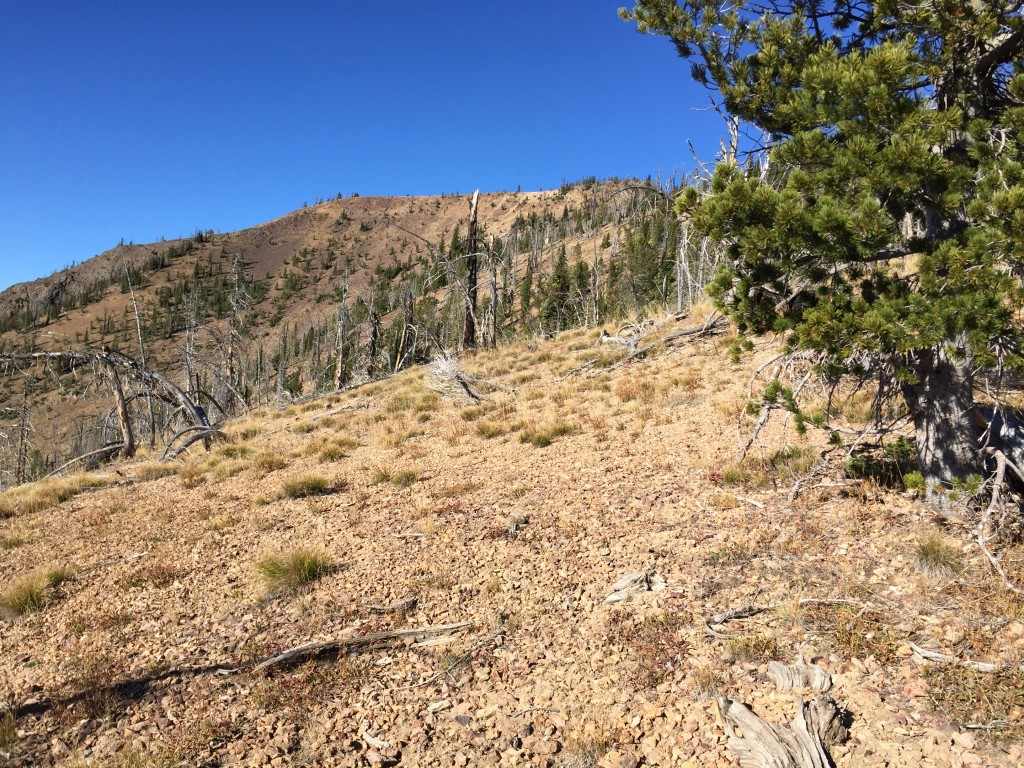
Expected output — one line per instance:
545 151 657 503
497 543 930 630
1 317 1022 767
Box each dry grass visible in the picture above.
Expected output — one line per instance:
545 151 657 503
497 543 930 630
257 548 335 593
281 474 336 498
519 421 575 448
558 734 610 768
373 466 419 488
724 633 781 663
924 663 1024 739
606 611 688 689
916 531 964 578
0 473 110 518
0 535 26 550
255 451 289 472
134 462 177 481
0 566 73 617
804 605 902 664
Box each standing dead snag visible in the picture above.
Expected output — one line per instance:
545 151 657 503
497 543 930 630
463 190 480 349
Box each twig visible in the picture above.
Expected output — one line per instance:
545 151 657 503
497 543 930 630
394 630 503 691
733 495 765 509
706 599 864 637
512 706 561 717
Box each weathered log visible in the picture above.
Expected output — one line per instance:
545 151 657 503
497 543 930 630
663 315 727 342
715 658 848 767
716 693 848 768
252 621 473 673
363 596 418 615
605 565 666 603
767 658 832 693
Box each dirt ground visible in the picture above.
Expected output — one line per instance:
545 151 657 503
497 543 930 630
2 319 1022 767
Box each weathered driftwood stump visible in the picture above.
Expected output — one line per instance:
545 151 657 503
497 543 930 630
715 658 848 768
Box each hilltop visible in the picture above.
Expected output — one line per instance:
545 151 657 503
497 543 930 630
1 312 1021 767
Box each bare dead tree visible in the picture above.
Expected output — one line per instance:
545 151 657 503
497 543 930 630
463 190 480 348
0 349 213 470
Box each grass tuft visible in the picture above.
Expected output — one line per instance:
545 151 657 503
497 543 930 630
255 451 289 472
725 633 781 663
0 567 73 617
282 474 335 498
519 421 575 447
916 531 963 578
257 548 334 593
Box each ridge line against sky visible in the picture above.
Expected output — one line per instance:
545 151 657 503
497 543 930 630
0 1 724 292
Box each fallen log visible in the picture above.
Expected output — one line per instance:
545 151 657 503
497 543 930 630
252 621 473 673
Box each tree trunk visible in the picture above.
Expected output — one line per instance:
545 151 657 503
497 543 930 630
106 364 136 459
900 343 979 503
463 190 480 349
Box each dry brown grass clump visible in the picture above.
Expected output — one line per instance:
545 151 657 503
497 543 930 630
724 633 781 663
134 462 177 481
605 611 688 689
0 566 73 617
0 473 110 518
519 420 575 447
916 531 963 578
255 451 289 472
256 548 334 593
281 474 336 498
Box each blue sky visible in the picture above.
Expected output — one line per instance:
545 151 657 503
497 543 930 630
0 1 724 292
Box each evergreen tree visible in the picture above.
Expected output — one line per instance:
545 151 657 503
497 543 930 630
622 1 1024 498
542 244 572 332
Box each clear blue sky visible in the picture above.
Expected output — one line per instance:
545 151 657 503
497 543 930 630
0 1 723 292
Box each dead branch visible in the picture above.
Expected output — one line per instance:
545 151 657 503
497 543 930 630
907 642 1001 673
252 621 473 673
663 313 727 342
161 427 226 461
393 628 503 691
706 599 864 638
42 444 125 479
605 565 667 604
979 449 1024 596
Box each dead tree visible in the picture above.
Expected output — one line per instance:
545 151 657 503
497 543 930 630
0 349 213 469
463 190 480 349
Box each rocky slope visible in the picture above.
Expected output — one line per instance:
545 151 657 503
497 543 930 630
1 314 1022 767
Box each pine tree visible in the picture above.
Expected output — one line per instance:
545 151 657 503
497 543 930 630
622 1 1024 498
543 244 572 332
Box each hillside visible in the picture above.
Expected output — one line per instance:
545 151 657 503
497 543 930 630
1 313 1021 767
0 180 684 485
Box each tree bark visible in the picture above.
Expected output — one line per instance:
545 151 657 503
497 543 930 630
900 343 979 503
